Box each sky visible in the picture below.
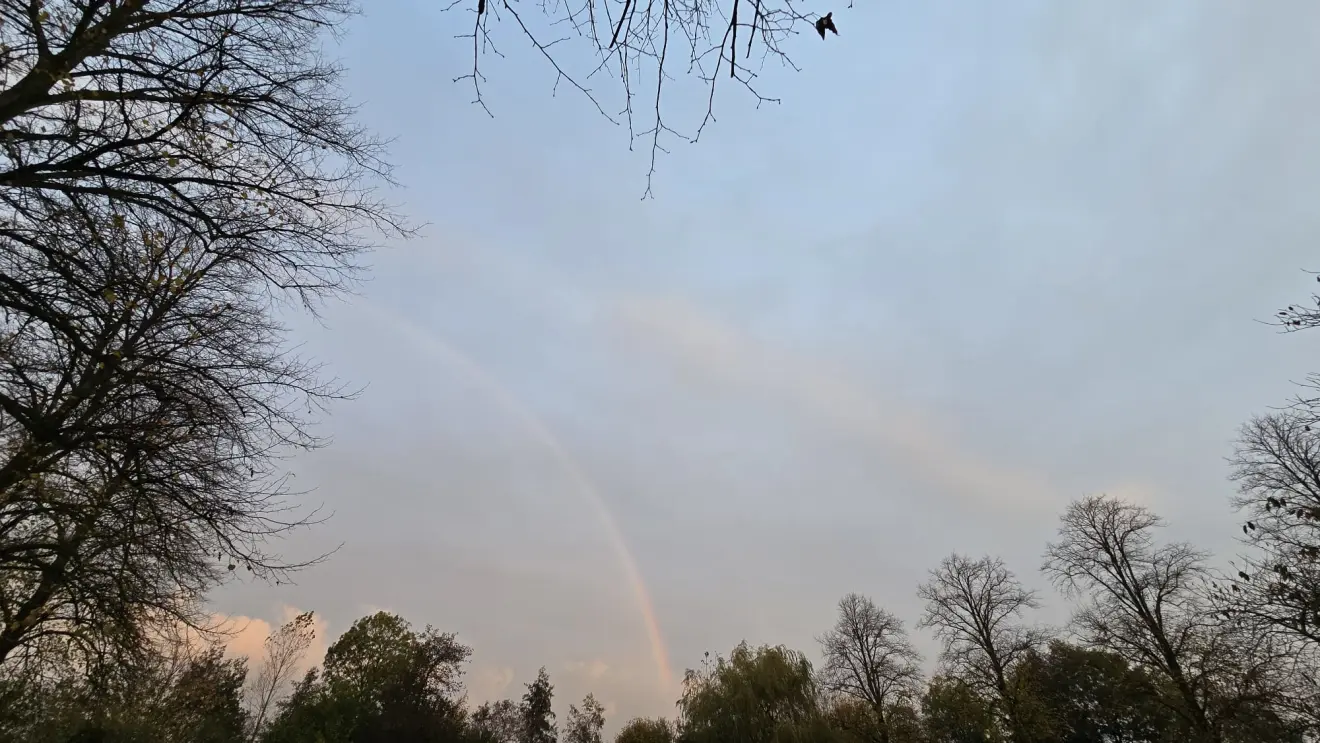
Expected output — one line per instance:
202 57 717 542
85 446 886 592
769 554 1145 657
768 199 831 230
211 0 1320 734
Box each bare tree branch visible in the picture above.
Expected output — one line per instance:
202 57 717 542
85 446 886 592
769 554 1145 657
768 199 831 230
817 592 923 743
0 0 406 669
916 553 1046 740
445 0 834 196
244 610 316 742
1223 413 1320 661
1043 494 1289 742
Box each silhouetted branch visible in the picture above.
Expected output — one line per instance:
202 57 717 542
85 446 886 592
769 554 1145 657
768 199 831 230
445 0 835 195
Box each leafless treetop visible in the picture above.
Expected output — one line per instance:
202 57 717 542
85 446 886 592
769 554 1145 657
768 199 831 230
916 554 1044 701
1042 496 1210 667
450 0 845 195
818 592 922 742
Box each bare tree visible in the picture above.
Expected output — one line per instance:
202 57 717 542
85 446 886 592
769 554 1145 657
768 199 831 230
1227 412 1320 648
0 0 405 668
817 592 922 743
245 610 316 742
1041 494 1290 743
448 0 846 194
916 554 1045 741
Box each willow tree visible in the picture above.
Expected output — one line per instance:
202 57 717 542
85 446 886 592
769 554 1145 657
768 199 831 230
678 642 838 743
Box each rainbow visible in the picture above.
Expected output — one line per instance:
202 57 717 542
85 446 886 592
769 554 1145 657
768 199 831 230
356 299 676 692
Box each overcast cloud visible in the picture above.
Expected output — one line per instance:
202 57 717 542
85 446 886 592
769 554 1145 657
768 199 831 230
211 0 1320 733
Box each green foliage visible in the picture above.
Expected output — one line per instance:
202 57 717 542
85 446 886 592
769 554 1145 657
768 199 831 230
1008 641 1174 743
677 642 837 743
564 693 607 743
825 698 924 743
615 718 676 743
471 699 521 742
261 612 473 743
885 704 926 743
0 643 249 743
519 667 557 743
921 677 1001 743
824 697 882 743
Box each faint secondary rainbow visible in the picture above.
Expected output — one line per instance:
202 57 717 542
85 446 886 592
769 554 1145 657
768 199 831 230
357 300 675 691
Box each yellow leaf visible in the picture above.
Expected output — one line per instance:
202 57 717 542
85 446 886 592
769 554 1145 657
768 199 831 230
168 157 178 167
102 289 116 303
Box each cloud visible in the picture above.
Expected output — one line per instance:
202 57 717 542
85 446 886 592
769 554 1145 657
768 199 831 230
564 659 611 681
1091 482 1167 511
217 615 272 662
207 606 330 677
467 664 517 702
610 294 1059 513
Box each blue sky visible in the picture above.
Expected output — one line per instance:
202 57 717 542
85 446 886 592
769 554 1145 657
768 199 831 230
214 0 1320 732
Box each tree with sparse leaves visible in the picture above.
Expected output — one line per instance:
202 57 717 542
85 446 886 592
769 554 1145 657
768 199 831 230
245 611 316 743
0 0 405 670
1226 412 1320 649
563 693 606 743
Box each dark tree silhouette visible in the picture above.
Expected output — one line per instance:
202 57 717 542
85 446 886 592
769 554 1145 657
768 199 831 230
0 0 405 669
1228 412 1320 648
1043 495 1293 743
449 0 849 194
916 554 1045 742
519 667 556 743
817 593 923 743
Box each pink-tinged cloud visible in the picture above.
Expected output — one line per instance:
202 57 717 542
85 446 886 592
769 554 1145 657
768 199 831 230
208 606 330 676
610 294 1061 512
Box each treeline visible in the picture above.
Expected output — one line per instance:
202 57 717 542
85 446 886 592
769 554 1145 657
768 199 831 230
5 486 1320 743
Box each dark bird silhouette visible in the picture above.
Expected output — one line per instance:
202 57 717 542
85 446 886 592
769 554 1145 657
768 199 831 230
816 12 838 39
